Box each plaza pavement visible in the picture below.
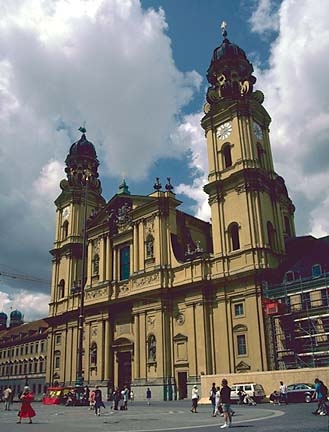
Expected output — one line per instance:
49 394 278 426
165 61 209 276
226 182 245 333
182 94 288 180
0 399 328 432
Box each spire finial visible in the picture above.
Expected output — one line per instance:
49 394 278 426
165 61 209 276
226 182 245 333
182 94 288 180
78 121 86 134
221 21 227 39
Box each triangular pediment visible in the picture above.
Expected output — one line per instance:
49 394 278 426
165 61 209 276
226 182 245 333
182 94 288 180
173 333 188 342
235 360 251 371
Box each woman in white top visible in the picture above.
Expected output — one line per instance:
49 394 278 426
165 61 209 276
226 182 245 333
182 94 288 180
191 385 199 413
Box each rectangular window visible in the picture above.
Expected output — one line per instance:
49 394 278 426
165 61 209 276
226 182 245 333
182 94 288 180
234 303 244 316
237 334 247 355
55 334 61 344
312 264 322 278
120 246 130 280
55 356 60 369
40 342 44 353
35 343 39 354
301 292 311 309
25 345 28 355
30 344 33 354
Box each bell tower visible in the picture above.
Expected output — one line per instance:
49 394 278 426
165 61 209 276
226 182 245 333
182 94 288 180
202 23 295 275
49 128 106 315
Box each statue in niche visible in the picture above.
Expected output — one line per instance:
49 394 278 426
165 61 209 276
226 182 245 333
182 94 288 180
146 234 154 258
148 335 156 362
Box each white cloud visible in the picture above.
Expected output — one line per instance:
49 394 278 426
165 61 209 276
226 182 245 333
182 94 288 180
249 0 280 34
0 0 202 318
0 289 49 322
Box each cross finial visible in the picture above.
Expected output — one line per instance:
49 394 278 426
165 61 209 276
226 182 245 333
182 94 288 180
221 21 227 39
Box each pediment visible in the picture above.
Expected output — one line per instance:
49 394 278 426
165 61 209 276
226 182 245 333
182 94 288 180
173 333 188 342
235 360 251 371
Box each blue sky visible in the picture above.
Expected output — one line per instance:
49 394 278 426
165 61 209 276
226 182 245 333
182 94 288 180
0 0 328 321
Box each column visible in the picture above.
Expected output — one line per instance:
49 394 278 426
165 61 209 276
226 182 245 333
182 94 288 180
133 223 139 272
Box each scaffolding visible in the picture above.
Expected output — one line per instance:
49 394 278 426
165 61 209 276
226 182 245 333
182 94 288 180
263 271 329 369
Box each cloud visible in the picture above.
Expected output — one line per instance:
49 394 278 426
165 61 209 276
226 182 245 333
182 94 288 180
249 0 280 34
0 0 202 314
0 289 49 323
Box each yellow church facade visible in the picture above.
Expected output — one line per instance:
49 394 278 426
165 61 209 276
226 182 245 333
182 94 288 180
46 26 295 400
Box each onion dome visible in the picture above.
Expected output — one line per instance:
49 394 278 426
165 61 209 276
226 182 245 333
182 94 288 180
64 127 102 194
0 312 7 329
10 309 24 327
205 22 256 107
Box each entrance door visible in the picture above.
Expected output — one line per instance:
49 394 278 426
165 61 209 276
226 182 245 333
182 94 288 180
118 351 131 389
177 372 187 399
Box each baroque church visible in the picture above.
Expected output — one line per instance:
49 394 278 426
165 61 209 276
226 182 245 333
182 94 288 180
2 24 328 402
45 24 296 400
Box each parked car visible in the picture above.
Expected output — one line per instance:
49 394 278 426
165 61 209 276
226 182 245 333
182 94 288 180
230 383 266 403
286 383 316 403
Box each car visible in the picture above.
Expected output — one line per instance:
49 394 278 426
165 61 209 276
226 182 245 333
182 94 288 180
230 383 266 403
286 383 316 403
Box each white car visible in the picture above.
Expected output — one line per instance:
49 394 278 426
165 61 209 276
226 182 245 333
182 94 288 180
230 383 266 403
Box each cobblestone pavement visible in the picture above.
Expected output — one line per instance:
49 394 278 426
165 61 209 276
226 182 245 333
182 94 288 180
0 400 328 432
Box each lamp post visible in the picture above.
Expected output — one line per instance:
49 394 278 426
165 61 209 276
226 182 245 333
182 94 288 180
76 170 91 387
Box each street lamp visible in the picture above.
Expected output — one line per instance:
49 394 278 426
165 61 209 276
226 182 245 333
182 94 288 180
76 169 91 387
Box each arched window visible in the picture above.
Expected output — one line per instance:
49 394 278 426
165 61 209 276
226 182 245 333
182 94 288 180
229 222 240 251
267 221 276 250
284 216 291 237
145 234 154 258
257 143 264 167
90 342 97 366
58 279 65 298
62 220 69 239
93 254 100 275
223 143 232 168
147 334 156 362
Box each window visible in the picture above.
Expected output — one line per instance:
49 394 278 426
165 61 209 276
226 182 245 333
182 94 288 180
234 303 244 317
58 279 65 298
93 254 100 275
229 223 240 251
25 345 28 355
35 343 39 354
237 334 247 355
301 292 311 310
54 351 60 369
321 288 329 306
267 221 276 250
312 264 322 278
40 342 44 353
120 246 130 280
223 144 232 168
55 334 61 344
30 344 33 354
257 143 264 167
284 216 291 237
62 220 69 239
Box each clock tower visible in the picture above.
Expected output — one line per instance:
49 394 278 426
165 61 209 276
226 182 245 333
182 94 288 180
202 23 295 276
49 130 106 315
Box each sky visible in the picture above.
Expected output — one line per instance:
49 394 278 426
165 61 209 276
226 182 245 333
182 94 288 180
0 0 328 322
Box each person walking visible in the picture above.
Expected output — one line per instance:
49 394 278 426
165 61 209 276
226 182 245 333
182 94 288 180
17 386 36 424
214 386 221 416
279 381 288 405
94 385 105 416
219 378 232 429
3 385 12 411
146 387 152 405
122 386 129 410
190 385 199 413
312 378 327 415
209 382 217 416
113 387 121 410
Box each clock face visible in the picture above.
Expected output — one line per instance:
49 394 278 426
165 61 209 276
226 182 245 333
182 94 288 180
62 206 70 220
253 122 263 140
217 121 232 140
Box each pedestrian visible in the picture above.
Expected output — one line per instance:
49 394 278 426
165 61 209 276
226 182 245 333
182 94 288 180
237 386 245 406
3 385 12 411
94 385 105 416
279 381 288 405
214 386 221 416
209 382 217 416
219 378 232 429
130 389 134 402
122 386 129 410
312 378 327 415
190 385 199 413
146 387 152 405
113 387 121 410
89 388 95 410
17 386 36 424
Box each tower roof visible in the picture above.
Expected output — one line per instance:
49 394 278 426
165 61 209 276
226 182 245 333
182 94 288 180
68 133 97 159
205 22 256 103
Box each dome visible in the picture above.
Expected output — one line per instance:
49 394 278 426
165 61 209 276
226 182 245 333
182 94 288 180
0 312 7 323
10 309 22 320
212 38 247 62
68 133 97 159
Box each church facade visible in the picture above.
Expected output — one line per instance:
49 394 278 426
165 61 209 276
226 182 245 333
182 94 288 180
46 27 296 400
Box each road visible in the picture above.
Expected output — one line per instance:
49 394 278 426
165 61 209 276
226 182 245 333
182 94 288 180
0 400 328 432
